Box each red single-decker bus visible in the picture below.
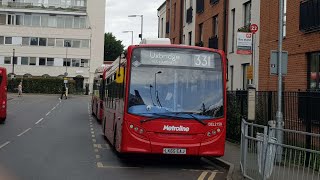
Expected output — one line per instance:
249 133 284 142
0 67 7 123
102 45 227 156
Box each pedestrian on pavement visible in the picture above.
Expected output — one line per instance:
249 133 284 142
18 82 23 97
60 85 67 100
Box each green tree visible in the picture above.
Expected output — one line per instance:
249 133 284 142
104 33 125 61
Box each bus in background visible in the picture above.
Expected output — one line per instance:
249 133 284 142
0 67 7 123
102 43 227 156
91 65 112 122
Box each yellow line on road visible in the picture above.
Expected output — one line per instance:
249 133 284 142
97 162 104 168
92 139 96 142
197 171 209 180
94 149 99 152
92 135 95 138
91 131 94 134
208 172 217 180
96 155 101 159
96 162 140 169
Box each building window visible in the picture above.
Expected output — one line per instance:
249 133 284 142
283 0 287 38
39 38 47 46
7 14 15 25
57 16 65 28
30 37 39 46
65 16 73 28
5 37 12 44
39 57 46 66
48 38 55 46
24 15 32 26
56 39 64 47
0 36 4 45
47 58 54 66
21 57 29 65
230 65 234 91
4 57 11 64
72 59 80 67
32 15 41 27
81 39 89 48
81 59 89 67
213 15 219 37
72 40 81 48
29 57 36 65
63 58 71 66
64 40 72 47
74 16 80 28
48 16 57 27
199 23 203 42
231 9 235 53
242 63 250 90
161 17 164 37
80 17 86 28
41 16 48 27
309 52 320 90
244 1 251 26
16 15 23 25
22 37 30 46
173 3 176 30
188 31 192 45
0 14 6 25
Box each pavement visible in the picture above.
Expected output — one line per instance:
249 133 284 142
0 94 229 180
220 142 243 180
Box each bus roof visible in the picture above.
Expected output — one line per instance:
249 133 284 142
140 38 171 45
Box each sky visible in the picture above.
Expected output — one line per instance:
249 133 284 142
105 0 165 48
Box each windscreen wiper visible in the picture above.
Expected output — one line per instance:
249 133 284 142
140 113 185 124
140 112 207 126
173 112 207 126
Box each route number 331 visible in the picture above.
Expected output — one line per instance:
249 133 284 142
193 55 213 68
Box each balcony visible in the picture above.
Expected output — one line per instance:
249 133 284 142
210 0 219 5
196 0 204 14
0 1 87 12
166 22 170 34
186 7 193 23
208 36 218 49
300 0 320 33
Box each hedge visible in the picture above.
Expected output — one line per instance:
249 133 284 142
7 77 82 94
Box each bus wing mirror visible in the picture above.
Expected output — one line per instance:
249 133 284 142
115 67 125 84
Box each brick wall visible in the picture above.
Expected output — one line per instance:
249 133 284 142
166 0 183 44
195 0 227 51
259 0 320 91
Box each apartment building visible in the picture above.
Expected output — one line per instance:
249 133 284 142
227 0 260 90
182 0 196 45
157 1 166 38
0 0 105 91
259 0 320 91
166 0 184 44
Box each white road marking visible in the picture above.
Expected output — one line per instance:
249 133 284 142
52 107 56 110
46 111 51 116
197 171 209 180
17 128 32 137
208 172 217 180
35 118 44 124
0 141 10 149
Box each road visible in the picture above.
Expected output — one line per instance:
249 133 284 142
0 95 227 180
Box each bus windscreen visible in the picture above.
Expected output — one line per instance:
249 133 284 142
128 48 224 120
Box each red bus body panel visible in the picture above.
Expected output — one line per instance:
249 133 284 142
103 45 227 156
0 68 7 122
92 68 109 122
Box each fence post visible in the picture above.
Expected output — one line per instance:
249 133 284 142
262 126 269 180
305 92 311 166
243 121 249 176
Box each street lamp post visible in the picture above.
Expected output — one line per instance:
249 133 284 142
122 31 134 45
128 15 143 41
65 41 71 77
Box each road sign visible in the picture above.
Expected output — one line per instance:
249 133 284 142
250 24 259 34
237 32 253 55
247 65 253 80
270 51 288 75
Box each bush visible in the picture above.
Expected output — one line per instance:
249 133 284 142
7 77 79 94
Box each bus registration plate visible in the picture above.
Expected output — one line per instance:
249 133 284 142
163 148 186 154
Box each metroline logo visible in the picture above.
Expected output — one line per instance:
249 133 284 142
163 125 190 132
